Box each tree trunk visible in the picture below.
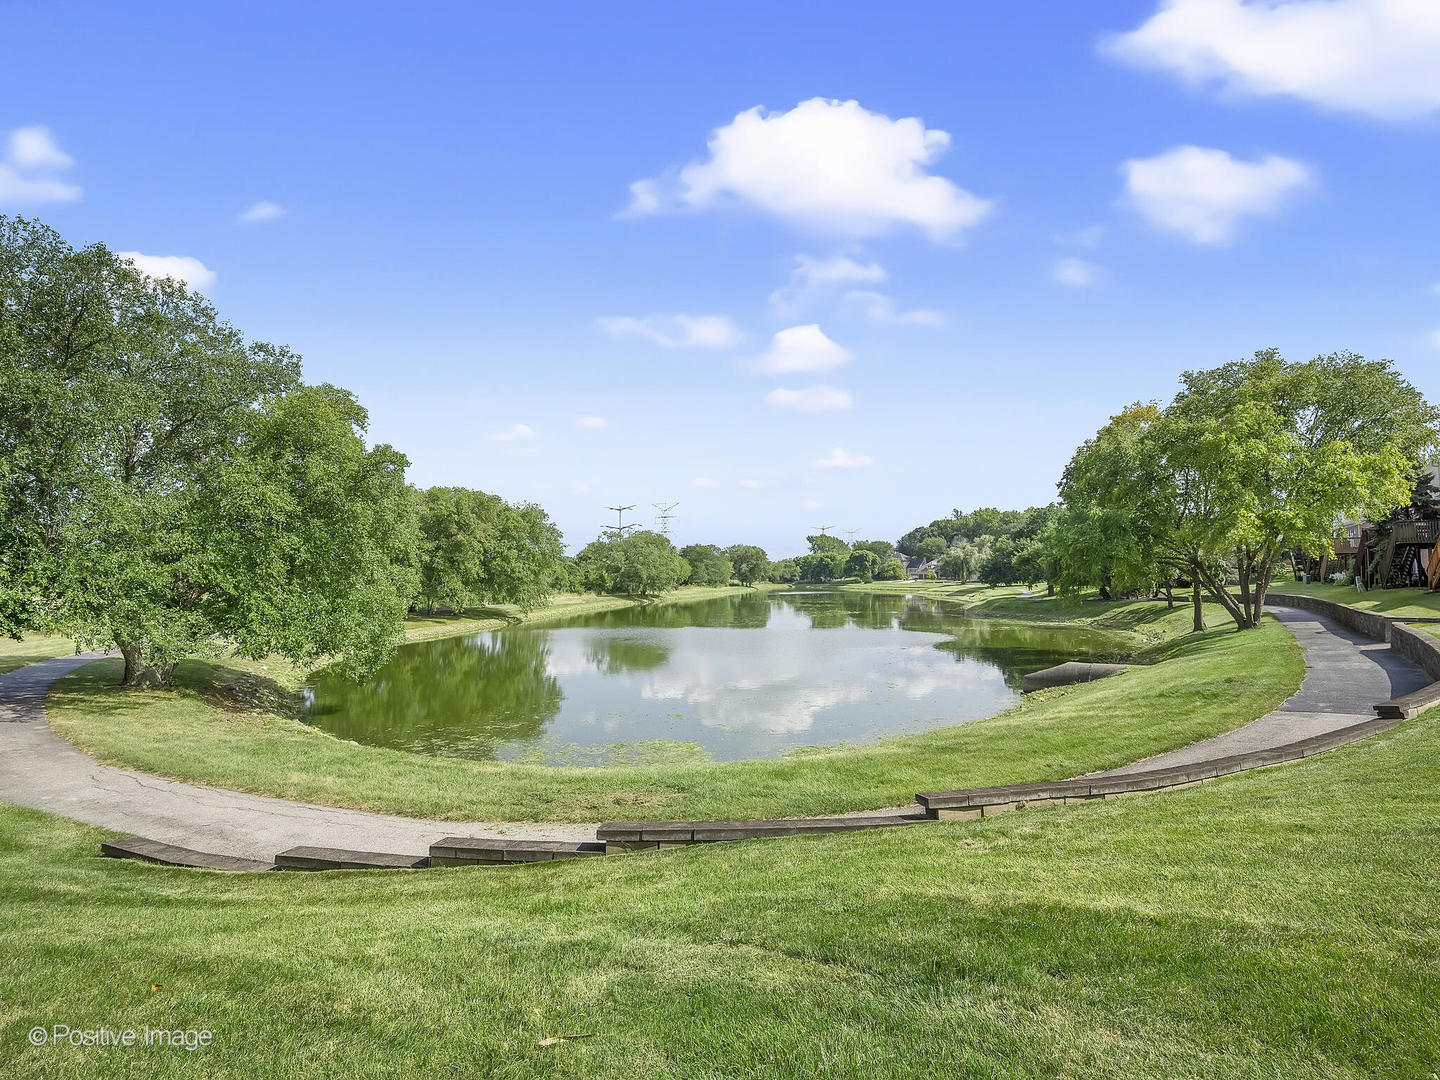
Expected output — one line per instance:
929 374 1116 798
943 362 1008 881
1250 554 1275 627
1164 583 1174 608
116 640 175 688
1191 558 1250 629
1191 580 1205 632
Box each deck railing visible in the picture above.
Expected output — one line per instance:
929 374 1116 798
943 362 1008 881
1391 520 1440 546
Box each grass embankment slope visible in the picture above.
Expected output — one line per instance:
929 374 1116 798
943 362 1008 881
1266 580 1440 619
0 634 76 676
3 707 1437 1079
45 589 1303 823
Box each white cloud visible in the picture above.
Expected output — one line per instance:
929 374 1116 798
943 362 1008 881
116 252 217 290
490 423 534 442
844 290 946 326
770 253 887 312
618 178 662 218
1429 329 1440 352
803 499 824 511
0 126 81 204
1054 257 1099 287
1121 145 1313 244
624 97 993 239
756 324 852 373
1431 282 1440 296
1104 0 1440 121
571 482 589 495
597 314 743 349
1054 224 1106 247
239 200 286 223
577 416 607 429
766 385 854 412
815 447 873 469
9 126 72 169
693 476 719 488
739 478 766 489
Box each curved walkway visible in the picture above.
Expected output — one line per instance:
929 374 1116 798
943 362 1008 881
0 603 1428 862
1094 604 1430 776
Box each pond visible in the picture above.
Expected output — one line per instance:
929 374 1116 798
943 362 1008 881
303 590 1131 765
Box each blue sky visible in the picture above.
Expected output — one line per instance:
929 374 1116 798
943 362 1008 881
4 0 1439 556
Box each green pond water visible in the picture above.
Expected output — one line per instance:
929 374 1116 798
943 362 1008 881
303 590 1130 765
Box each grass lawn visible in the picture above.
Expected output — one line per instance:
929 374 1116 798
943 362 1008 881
0 634 78 676
1266 579 1440 619
2 706 1436 1079
44 595 1303 823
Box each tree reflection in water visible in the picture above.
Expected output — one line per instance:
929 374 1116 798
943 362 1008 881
304 589 1126 762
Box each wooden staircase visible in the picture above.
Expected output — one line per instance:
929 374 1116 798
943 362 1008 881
1377 521 1440 589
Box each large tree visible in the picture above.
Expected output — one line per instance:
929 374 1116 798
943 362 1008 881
414 487 563 614
1056 350 1439 630
843 549 880 582
576 531 689 597
0 216 418 685
679 544 733 587
725 544 769 586
805 533 849 556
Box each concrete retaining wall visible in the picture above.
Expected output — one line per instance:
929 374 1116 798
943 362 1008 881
1265 591 1396 643
1267 591 1440 681
1390 624 1440 681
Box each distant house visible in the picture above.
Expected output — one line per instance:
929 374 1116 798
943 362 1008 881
904 555 940 579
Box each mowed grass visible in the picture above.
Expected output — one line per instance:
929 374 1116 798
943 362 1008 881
2 707 1438 1080
1267 580 1440 619
0 634 77 676
44 600 1303 823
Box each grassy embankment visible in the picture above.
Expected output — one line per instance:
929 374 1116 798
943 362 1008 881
1265 579 1440 619
44 585 1303 823
2 704 1437 1079
0 634 76 676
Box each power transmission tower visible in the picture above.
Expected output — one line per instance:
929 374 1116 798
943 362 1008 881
604 504 638 539
842 528 861 544
653 501 679 538
811 525 835 537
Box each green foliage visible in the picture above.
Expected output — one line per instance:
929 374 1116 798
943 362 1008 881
896 507 1053 557
1053 349 1440 627
796 552 847 582
678 544 733 587
414 487 563 614
843 548 880 582
767 557 799 583
852 539 894 559
937 547 975 581
875 557 907 581
806 533 849 555
0 216 417 685
724 544 769 586
977 535 1019 586
916 535 948 561
575 531 690 596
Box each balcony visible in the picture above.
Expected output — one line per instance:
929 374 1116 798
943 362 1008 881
1391 520 1440 546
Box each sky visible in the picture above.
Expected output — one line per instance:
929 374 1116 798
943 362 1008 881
3 0 1439 556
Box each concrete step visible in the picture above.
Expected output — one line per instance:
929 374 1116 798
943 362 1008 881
101 836 274 872
597 812 930 851
429 837 606 866
274 846 429 870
